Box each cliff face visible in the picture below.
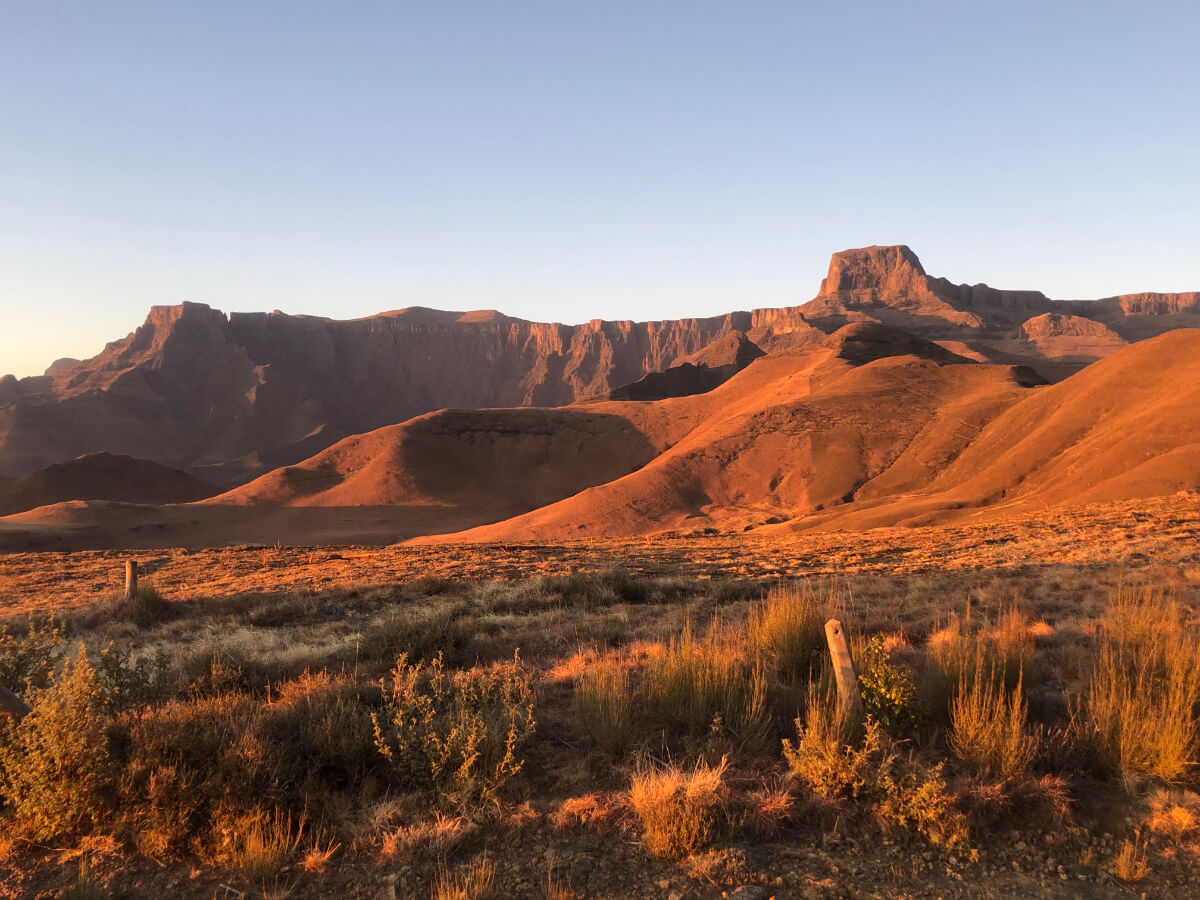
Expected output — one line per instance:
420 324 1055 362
1 246 1194 481
0 303 813 480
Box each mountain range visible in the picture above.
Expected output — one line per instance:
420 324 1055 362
1 244 1196 550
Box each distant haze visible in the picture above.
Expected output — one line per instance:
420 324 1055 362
2 2 1198 377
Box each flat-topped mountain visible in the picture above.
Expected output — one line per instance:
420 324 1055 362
1 245 1194 484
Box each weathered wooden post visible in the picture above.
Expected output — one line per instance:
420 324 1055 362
0 681 30 720
824 618 861 725
124 560 138 601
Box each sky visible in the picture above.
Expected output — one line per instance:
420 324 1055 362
1 2 1198 378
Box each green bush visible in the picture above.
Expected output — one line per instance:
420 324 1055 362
372 651 536 808
782 682 884 800
0 646 116 841
96 641 174 713
857 634 923 736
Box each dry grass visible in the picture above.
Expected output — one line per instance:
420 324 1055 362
301 834 340 873
747 582 829 683
223 807 303 885
1112 836 1150 882
949 663 1038 781
628 756 729 858
573 655 632 756
431 854 495 900
641 618 769 746
381 812 474 859
1084 587 1200 783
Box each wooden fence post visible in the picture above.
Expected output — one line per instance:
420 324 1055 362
125 560 138 601
824 618 862 724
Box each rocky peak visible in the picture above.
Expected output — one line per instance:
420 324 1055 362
818 245 929 298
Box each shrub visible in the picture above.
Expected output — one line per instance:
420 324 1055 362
747 583 826 683
857 634 924 736
574 657 632 756
642 618 770 747
373 651 536 808
1083 588 1200 783
874 759 967 847
0 614 65 694
119 668 378 856
782 682 885 800
0 646 116 841
949 663 1037 781
629 757 728 858
95 641 174 713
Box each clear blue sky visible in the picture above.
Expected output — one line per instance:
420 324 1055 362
2 1 1198 377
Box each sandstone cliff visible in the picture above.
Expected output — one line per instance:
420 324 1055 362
1 245 1194 481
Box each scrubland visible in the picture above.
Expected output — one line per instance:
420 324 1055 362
1 498 1199 899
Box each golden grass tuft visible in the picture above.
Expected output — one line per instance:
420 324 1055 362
1084 587 1200 783
573 656 632 756
1112 836 1150 883
381 812 474 859
747 582 829 682
431 854 495 900
641 618 769 745
628 756 729 858
223 807 303 885
949 663 1037 781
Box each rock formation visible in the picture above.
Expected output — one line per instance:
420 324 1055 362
1 245 1194 483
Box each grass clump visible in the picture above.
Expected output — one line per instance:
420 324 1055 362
373 651 536 808
747 583 827 683
360 607 474 667
219 806 303 884
949 662 1037 781
629 756 728 858
574 657 632 756
432 854 496 900
1083 588 1200 784
642 618 769 747
0 647 116 841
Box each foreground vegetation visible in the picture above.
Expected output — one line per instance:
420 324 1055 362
1 564 1199 898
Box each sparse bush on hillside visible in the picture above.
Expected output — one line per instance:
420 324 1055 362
373 651 536 808
0 614 65 694
574 657 632 757
629 756 728 858
0 646 116 841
